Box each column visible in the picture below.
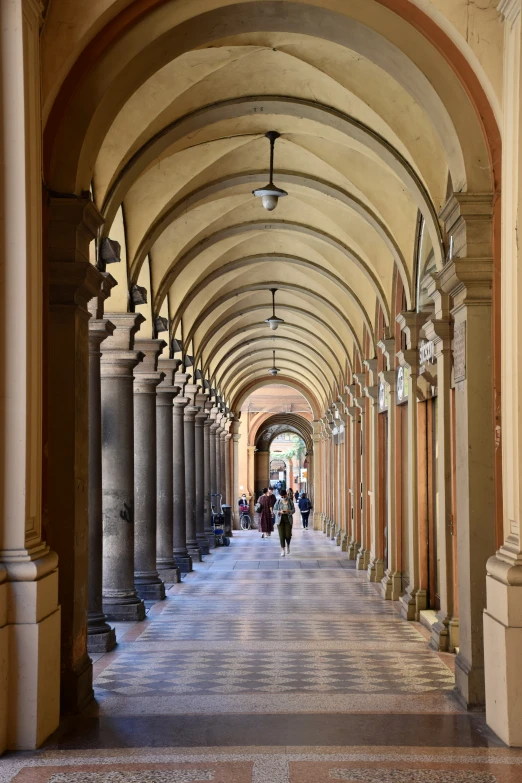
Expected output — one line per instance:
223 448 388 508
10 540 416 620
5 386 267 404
156 359 181 583
485 2 522 743
365 382 385 583
356 395 370 569
220 426 227 502
312 421 323 530
397 313 426 620
379 367 402 600
184 383 203 561
204 401 215 547
225 432 233 536
0 0 60 748
195 393 210 555
101 313 146 622
209 410 219 511
424 282 458 652
440 195 496 708
215 418 222 506
231 418 241 529
173 373 193 572
48 196 106 715
347 403 361 559
87 278 116 653
133 340 166 600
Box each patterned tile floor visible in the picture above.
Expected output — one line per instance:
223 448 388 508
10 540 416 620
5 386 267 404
4 526 522 782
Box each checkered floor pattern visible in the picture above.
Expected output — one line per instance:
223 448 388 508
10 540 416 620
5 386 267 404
94 649 455 695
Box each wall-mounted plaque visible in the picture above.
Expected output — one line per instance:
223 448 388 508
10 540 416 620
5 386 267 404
454 322 466 383
378 381 389 412
396 365 410 404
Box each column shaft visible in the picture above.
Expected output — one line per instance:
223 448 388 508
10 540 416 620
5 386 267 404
87 313 116 652
204 414 215 547
173 394 193 572
195 402 210 554
101 313 146 622
156 360 181 583
133 340 166 600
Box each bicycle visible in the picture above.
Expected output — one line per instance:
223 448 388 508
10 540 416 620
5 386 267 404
239 510 252 530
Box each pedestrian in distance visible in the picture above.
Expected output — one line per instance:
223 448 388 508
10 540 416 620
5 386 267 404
298 492 312 529
257 488 274 538
274 489 295 556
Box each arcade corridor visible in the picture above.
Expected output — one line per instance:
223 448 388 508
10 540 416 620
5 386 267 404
6 529 522 782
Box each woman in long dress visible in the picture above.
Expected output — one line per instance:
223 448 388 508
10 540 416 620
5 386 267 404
257 488 274 538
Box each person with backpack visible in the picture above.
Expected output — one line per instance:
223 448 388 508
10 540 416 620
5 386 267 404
298 493 312 529
274 489 295 556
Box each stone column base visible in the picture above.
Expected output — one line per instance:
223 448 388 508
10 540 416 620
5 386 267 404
399 587 417 620
206 531 216 549
197 535 210 555
381 570 402 601
367 558 385 583
428 610 458 652
103 597 146 621
61 654 93 715
329 524 336 541
348 540 360 560
88 627 117 653
356 549 370 570
135 581 166 601
3 561 61 750
188 546 203 562
454 652 485 710
157 564 181 583
174 554 193 573
340 532 349 552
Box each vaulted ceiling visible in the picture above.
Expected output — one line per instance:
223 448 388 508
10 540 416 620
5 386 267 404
43 0 499 417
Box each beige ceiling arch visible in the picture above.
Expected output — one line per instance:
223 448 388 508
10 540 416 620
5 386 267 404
223 359 329 409
46 0 490 199
232 375 321 419
254 413 313 453
154 221 393 323
193 304 352 373
180 283 364 360
100 96 444 270
218 351 335 405
127 172 410 299
202 324 344 382
210 336 340 398
172 254 377 343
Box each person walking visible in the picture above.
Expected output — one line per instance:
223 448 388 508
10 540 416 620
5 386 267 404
298 492 312 530
294 490 300 502
274 489 295 556
288 487 294 502
257 488 274 539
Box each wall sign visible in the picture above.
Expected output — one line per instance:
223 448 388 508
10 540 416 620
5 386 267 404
419 339 435 366
396 365 410 404
454 322 466 383
378 381 389 412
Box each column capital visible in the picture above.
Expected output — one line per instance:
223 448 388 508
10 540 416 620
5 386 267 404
103 312 145 350
377 338 396 371
438 257 493 307
88 272 118 319
439 192 494 260
396 349 419 374
396 311 430 350
365 384 379 404
88 318 115 352
49 261 105 314
174 372 191 397
379 369 396 389
134 339 167 374
158 358 182 388
173 396 189 410
47 194 103 264
184 383 201 406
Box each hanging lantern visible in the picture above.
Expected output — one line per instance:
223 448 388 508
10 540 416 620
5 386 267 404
269 350 280 376
265 288 285 330
252 131 288 211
